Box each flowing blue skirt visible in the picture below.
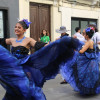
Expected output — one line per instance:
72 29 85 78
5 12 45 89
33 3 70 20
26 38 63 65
20 36 82 87
60 49 100 95
0 36 82 99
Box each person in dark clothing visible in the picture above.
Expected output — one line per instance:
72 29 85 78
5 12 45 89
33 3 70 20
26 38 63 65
56 26 69 84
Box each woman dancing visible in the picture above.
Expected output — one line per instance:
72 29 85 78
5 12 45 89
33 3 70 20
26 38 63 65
0 19 82 100
60 27 100 95
0 19 47 100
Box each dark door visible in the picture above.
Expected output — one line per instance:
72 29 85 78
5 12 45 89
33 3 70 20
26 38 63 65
30 3 50 41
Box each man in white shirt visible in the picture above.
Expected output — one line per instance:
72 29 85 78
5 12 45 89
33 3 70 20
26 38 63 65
73 27 86 42
92 31 100 45
89 23 100 45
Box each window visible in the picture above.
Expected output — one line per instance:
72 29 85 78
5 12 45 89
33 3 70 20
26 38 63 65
0 11 4 38
71 18 97 36
0 10 8 49
0 10 8 38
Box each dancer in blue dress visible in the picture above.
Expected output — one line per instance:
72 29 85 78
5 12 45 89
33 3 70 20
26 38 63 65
0 19 82 100
0 19 47 100
0 37 81 100
60 27 100 95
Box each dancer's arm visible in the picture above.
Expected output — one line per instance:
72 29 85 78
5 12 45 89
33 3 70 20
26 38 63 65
6 38 13 45
79 42 89 53
97 41 100 45
29 38 37 47
0 38 13 45
29 38 47 51
73 35 77 39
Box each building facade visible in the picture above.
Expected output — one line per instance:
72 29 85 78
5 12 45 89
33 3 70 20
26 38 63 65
0 0 19 38
0 0 100 41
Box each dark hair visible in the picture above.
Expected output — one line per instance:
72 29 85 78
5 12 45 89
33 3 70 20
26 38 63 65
95 27 98 32
61 33 69 37
41 29 49 37
18 21 29 29
86 29 94 39
75 27 80 32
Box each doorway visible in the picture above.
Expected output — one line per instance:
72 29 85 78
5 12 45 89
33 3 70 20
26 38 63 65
30 3 51 41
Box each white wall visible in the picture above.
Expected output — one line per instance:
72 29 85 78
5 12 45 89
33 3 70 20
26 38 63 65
19 0 30 37
51 6 62 41
60 6 100 36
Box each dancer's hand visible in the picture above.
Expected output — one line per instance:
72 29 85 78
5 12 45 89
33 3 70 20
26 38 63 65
56 38 60 40
73 35 77 39
98 42 100 45
45 42 49 46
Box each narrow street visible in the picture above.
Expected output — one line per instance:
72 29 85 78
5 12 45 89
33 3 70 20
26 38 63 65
43 74 100 100
0 74 100 100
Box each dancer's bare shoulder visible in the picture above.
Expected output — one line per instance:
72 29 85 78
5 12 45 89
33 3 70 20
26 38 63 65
25 37 36 47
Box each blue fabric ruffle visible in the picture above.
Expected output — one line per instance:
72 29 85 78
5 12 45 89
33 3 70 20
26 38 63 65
0 36 83 99
60 45 100 95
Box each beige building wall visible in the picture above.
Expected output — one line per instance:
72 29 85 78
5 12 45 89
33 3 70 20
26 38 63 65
19 0 100 40
51 6 62 41
19 0 61 41
19 0 30 37
59 2 100 36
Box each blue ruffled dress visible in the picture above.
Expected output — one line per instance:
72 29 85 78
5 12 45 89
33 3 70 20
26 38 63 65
11 46 46 100
0 36 82 100
60 44 100 95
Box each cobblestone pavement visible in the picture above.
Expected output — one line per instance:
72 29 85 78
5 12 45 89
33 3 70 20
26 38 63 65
0 74 100 100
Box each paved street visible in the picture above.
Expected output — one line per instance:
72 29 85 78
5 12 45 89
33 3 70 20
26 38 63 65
0 74 100 100
43 74 100 100
0 84 5 99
